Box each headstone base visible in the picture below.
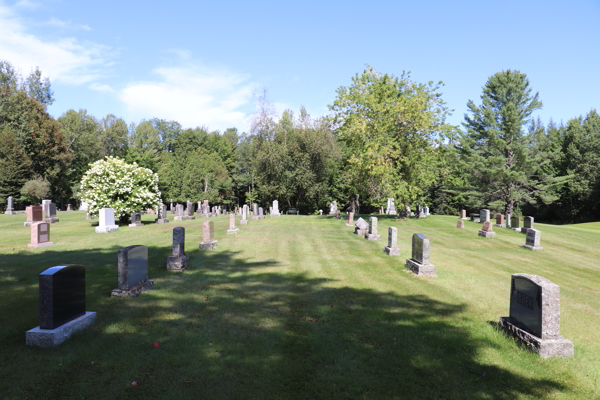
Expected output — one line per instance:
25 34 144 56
365 233 381 241
28 242 53 248
251 216 260 220
167 255 188 271
387 211 397 215
44 217 60 224
406 258 436 277
512 227 522 232
345 223 354 227
111 280 154 297
174 216 184 221
200 240 218 250
96 225 119 233
495 224 504 228
227 228 240 234
183 216 196 220
384 246 400 256
271 212 281 217
460 217 468 220
26 311 96 348
156 218 169 223
240 220 249 225
355 228 368 236
499 317 574 359
478 231 496 238
5 210 16 215
128 222 143 227
522 244 544 251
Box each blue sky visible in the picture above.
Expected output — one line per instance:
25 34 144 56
1 0 599 132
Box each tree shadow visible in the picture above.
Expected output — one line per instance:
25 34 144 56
0 247 568 399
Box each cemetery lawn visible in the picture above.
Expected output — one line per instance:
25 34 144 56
0 212 599 400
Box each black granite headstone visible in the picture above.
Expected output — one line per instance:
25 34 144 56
118 245 149 290
39 265 86 330
510 275 542 338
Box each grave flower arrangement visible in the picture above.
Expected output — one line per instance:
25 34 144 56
80 157 161 221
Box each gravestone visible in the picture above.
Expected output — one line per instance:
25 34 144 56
174 204 185 221
227 213 240 234
354 217 368 236
111 245 154 297
523 228 543 251
26 265 96 347
272 200 281 216
259 207 265 219
67 204 73 211
418 209 426 219
386 198 397 215
335 209 341 219
456 220 464 229
470 213 480 223
167 227 188 271
43 202 60 223
252 204 260 220
511 216 521 232
380 206 384 214
79 201 88 211
200 221 218 250
495 214 504 227
5 196 16 214
241 205 249 225
479 221 496 237
384 227 400 256
156 204 169 223
346 212 354 227
460 209 467 219
96 208 119 233
129 213 143 227
480 209 490 224
499 274 574 358
196 201 202 214
319 210 322 215
329 201 337 215
29 222 53 248
24 205 43 227
184 201 196 220
406 234 436 276
365 217 381 240
423 206 430 215
522 216 534 234
505 213 512 229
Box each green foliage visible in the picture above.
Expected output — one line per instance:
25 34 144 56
0 126 31 208
79 157 161 219
24 67 54 107
20 177 50 205
98 114 129 157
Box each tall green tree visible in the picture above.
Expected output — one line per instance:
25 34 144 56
0 126 31 209
98 114 129 157
24 67 54 108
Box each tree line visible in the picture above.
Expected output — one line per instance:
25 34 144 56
1 59 598 223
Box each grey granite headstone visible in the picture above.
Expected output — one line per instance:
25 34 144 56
511 216 521 232
365 217 380 240
112 245 153 297
406 234 436 276
227 213 240 234
241 205 249 225
480 209 490 223
129 213 143 227
505 213 512 229
167 227 188 271
329 201 337 215
174 204 185 221
259 207 264 219
384 227 400 256
523 228 543 250
522 216 534 234
354 217 368 236
252 204 260 220
499 274 574 358
43 202 59 223
423 206 429 215
346 212 354 227
184 201 196 220
456 220 464 229
200 221 218 250
386 198 397 215
156 204 169 223
5 195 16 214
96 208 119 233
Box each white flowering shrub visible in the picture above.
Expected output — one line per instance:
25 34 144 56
80 157 161 220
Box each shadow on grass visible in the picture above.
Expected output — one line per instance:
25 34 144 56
0 247 567 399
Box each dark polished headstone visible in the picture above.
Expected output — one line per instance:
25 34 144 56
510 275 543 338
119 245 149 289
39 265 86 330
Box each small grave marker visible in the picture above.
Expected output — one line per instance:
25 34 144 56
200 221 218 250
479 221 496 238
227 213 240 234
384 227 400 256
406 234 436 276
167 227 188 271
365 217 381 240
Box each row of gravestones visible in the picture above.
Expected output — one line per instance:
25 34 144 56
4 196 77 215
328 198 428 218
341 211 573 359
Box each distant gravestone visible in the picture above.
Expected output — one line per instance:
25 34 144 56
456 220 464 229
511 216 521 232
5 196 16 214
174 204 185 221
184 201 196 220
67 204 73 211
335 209 341 220
479 221 496 238
495 214 504 227
252 204 260 220
480 209 490 224
196 201 202 214
167 227 188 271
259 207 265 219
470 213 480 223
365 217 381 240
522 216 534 234
200 221 218 250
499 274 574 358
227 213 240 234
423 206 429 216
129 213 143 227
384 227 400 256
319 210 323 216
241 205 249 225
29 222 53 248
460 209 467 219
96 208 119 233
272 200 281 217
329 201 337 215
43 202 59 223
24 205 43 227
386 198 397 215
346 212 354 227
406 234 436 276
523 228 543 251
26 265 96 347
505 213 512 229
354 217 368 236
156 204 169 223
418 209 426 219
111 245 153 297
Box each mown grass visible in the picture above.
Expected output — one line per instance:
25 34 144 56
0 211 598 399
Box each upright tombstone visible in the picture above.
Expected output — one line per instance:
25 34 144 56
43 202 60 223
79 201 89 211
167 227 188 271
241 205 249 225
495 214 505 227
5 195 16 214
480 209 490 224
470 213 480 223
111 245 154 297
499 274 574 358
523 228 543 251
460 209 468 220
24 205 43 227
329 201 337 215
96 208 119 233
174 204 185 221
355 217 369 236
200 221 218 250
272 200 281 217
505 213 512 229
196 201 202 214
335 209 341 220
456 220 464 229
365 217 381 240
384 227 401 256
67 204 73 211
227 213 240 234
479 221 496 238
380 206 384 215
319 210 323 216
29 222 53 248
252 204 260 220
129 213 143 227
156 204 169 223
26 265 96 348
522 216 534 234
511 216 521 232
423 206 429 216
259 207 265 220
346 212 354 227
418 209 426 219
184 201 196 220
386 198 397 215
406 234 436 276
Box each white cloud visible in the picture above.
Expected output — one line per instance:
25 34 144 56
165 49 191 60
89 83 114 93
14 0 39 10
43 17 92 31
0 4 111 84
120 65 256 132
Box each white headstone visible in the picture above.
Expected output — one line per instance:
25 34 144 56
96 208 119 233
